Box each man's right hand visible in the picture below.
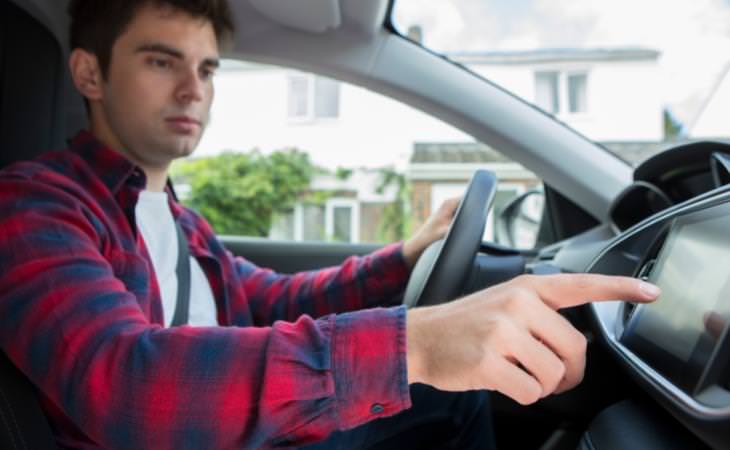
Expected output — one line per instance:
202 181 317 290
406 273 661 405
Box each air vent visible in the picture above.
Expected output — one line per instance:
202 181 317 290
622 301 637 325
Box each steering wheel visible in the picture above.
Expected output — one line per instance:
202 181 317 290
403 170 497 308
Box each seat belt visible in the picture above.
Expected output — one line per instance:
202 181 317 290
170 220 191 326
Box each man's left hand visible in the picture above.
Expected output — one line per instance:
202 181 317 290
402 197 461 268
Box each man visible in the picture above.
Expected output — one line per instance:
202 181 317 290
0 0 660 449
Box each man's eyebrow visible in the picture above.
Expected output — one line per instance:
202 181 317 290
135 43 220 68
136 43 184 59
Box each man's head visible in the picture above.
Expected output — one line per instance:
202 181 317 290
67 0 234 173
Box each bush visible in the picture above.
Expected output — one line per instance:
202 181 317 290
171 149 315 236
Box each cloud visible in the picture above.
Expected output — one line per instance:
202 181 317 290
393 0 730 124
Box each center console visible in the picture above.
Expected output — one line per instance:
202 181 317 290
587 187 730 449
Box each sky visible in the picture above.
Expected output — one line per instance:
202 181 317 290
392 0 730 127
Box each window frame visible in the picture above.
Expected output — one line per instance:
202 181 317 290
533 68 590 118
325 198 360 243
286 72 341 123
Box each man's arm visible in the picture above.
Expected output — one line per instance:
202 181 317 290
0 179 411 449
406 273 661 403
234 198 460 325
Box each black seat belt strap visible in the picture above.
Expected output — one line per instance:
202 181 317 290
171 220 191 327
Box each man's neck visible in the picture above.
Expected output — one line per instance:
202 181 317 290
140 170 169 192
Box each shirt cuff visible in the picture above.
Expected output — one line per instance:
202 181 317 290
372 242 411 276
362 242 411 307
331 305 411 430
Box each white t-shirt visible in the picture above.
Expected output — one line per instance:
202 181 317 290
135 190 218 327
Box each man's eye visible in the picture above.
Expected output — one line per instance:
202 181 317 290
200 68 216 81
149 58 172 69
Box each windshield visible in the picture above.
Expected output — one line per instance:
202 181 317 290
392 0 730 166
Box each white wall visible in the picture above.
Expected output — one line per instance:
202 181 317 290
469 59 663 142
196 65 472 170
690 69 730 139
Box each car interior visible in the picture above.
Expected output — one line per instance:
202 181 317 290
2 0 730 449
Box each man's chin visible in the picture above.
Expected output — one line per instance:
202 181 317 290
165 136 201 159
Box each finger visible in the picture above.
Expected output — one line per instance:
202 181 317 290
519 273 661 310
487 356 543 405
507 329 566 398
519 299 587 393
440 197 461 217
703 311 727 340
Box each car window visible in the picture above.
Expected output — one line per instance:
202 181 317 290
171 60 544 247
392 0 730 167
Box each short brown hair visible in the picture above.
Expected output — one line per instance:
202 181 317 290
68 0 235 78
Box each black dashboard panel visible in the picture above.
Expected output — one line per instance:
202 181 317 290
621 202 730 396
587 186 730 450
634 141 730 203
609 142 730 233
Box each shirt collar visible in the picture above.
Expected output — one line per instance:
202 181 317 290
68 130 185 218
68 130 140 195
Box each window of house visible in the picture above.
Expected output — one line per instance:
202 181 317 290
535 71 560 114
568 73 588 113
534 70 588 115
287 73 340 121
301 204 326 241
268 200 358 243
326 199 359 243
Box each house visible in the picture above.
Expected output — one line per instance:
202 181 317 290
454 48 663 142
193 48 666 244
268 169 400 244
408 142 539 240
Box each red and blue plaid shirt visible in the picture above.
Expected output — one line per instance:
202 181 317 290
0 131 412 449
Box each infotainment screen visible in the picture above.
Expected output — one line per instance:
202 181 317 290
621 202 730 394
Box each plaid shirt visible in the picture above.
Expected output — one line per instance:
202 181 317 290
0 131 412 449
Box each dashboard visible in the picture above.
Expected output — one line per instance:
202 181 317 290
563 141 730 449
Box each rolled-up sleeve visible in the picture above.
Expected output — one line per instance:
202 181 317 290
332 306 410 429
264 306 411 446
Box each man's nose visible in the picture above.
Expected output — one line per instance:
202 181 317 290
175 68 205 104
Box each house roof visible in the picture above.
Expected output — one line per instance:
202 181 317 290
411 140 715 168
447 48 661 66
411 142 510 164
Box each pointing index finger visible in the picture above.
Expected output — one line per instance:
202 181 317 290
520 273 661 310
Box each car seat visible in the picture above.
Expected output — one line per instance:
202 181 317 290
0 1 84 448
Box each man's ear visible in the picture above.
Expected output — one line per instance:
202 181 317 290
69 49 104 101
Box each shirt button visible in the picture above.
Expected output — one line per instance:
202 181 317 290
370 403 385 414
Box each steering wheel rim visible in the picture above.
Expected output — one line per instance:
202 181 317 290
403 170 497 308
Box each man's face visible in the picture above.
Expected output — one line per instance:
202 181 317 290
94 4 219 168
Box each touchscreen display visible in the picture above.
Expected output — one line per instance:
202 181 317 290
622 202 730 393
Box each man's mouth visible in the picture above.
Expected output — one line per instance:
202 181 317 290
166 116 202 134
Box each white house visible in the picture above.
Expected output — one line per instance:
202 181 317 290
458 48 663 142
193 48 664 243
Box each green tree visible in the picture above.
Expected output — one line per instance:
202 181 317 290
663 109 683 139
171 149 315 236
